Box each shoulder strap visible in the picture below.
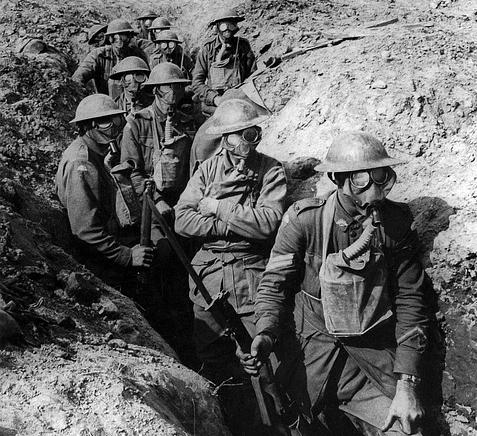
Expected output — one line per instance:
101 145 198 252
321 191 337 260
148 107 164 153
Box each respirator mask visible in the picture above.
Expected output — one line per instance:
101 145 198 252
223 126 262 159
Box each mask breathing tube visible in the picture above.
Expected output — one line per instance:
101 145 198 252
342 207 383 263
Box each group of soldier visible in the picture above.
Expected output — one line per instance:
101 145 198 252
53 7 438 436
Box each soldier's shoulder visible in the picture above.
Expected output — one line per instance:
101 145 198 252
62 138 88 160
90 45 110 57
237 36 252 49
132 106 153 121
292 197 326 215
60 139 94 174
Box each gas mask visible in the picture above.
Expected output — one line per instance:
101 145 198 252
332 167 396 215
87 115 126 152
121 72 148 101
110 33 131 56
216 21 238 43
153 84 184 113
159 41 177 57
143 18 153 30
223 126 262 159
92 32 106 48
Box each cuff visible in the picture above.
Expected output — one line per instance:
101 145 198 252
115 246 132 268
211 219 228 236
255 313 281 339
216 199 234 223
393 347 422 377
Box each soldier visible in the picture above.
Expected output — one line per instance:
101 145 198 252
86 23 107 48
148 16 172 40
109 56 153 117
119 63 197 364
136 10 158 40
174 99 287 435
120 62 194 214
191 8 256 116
243 132 432 435
72 19 148 99
55 94 153 286
189 87 269 174
149 30 194 79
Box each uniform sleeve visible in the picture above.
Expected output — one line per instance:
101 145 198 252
64 160 131 267
391 211 430 376
72 50 98 87
174 164 228 237
255 207 307 338
120 122 148 199
215 164 287 240
191 46 219 106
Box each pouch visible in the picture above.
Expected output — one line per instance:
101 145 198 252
319 193 392 337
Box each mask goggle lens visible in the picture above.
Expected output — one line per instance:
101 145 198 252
218 22 237 32
93 119 113 129
123 72 147 84
226 127 262 147
241 126 261 143
112 34 129 42
144 19 153 27
350 167 390 189
160 41 177 50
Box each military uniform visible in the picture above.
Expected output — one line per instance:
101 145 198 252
72 45 148 98
119 103 194 207
189 117 221 174
135 38 156 57
114 91 153 118
175 149 287 363
55 136 132 283
191 35 256 108
254 190 431 434
149 46 194 79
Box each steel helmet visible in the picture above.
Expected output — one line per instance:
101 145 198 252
143 62 191 87
87 23 108 45
206 99 269 135
109 56 150 80
209 8 245 27
104 19 137 36
136 10 158 21
152 30 181 43
149 17 172 31
70 94 126 124
314 131 405 173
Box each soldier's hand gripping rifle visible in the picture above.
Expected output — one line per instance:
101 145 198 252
144 194 300 436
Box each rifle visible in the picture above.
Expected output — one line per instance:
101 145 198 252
137 180 153 286
144 192 300 435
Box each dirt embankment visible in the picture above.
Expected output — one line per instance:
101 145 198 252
0 0 476 434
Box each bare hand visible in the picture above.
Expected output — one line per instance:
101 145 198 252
236 334 274 376
213 95 224 107
198 197 219 217
382 379 424 434
156 199 174 219
104 152 119 172
131 244 154 267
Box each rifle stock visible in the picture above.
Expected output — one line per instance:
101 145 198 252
145 194 299 435
137 180 153 285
